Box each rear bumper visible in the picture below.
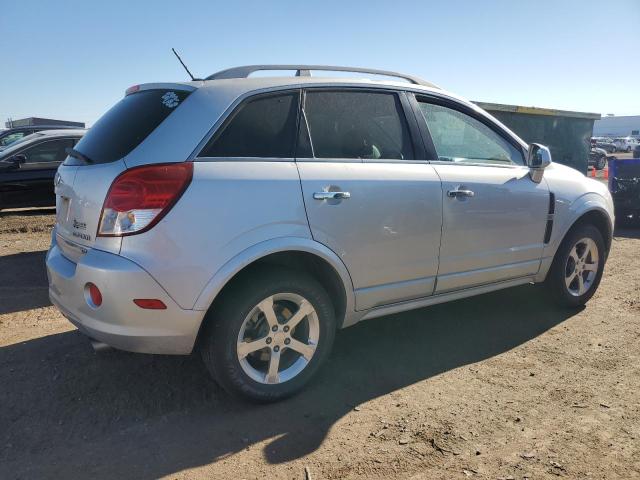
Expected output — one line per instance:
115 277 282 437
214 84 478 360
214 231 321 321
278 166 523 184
46 233 205 355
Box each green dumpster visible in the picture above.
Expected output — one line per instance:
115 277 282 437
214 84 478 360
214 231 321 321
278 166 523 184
474 102 601 173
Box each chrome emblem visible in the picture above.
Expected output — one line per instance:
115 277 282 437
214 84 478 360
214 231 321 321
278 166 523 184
73 218 86 230
54 173 63 186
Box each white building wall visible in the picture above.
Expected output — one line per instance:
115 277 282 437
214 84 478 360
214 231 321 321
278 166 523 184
593 116 640 137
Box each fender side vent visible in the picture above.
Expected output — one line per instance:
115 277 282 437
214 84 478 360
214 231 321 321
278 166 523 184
543 192 555 244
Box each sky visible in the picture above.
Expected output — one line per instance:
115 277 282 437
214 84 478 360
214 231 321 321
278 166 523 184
1 0 639 127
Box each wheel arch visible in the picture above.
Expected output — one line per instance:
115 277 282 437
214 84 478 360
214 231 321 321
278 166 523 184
193 237 356 330
536 199 613 283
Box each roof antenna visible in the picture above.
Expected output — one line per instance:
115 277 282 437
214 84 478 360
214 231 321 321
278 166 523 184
172 48 201 81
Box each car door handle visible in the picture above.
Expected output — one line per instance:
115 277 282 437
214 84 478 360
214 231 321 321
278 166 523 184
313 191 351 200
447 187 475 198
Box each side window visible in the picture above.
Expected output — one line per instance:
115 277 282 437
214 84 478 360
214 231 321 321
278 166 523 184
0 132 26 147
303 90 413 160
200 92 299 158
23 139 74 165
417 101 524 165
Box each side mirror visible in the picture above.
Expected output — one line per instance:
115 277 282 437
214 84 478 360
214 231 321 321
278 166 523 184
527 143 552 183
0 154 26 170
12 154 27 166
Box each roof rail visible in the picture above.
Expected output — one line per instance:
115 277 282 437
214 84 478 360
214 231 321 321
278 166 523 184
205 65 438 88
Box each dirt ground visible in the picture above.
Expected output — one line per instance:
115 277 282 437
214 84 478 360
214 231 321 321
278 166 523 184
1 209 639 480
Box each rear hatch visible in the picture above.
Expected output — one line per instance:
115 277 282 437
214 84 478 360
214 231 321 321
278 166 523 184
54 86 194 256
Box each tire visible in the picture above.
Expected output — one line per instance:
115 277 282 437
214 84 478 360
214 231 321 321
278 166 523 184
595 155 606 170
545 223 606 308
200 267 336 402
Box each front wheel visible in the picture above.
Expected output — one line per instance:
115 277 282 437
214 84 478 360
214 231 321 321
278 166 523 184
200 267 336 402
545 224 605 308
596 155 607 170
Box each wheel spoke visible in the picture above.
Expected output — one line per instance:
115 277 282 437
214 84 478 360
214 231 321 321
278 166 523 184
565 271 577 289
258 296 279 329
577 274 585 295
237 337 269 359
265 349 281 384
584 262 598 272
285 300 314 330
287 338 316 361
569 246 580 263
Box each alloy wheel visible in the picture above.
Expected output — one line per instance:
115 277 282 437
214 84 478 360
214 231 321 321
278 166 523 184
236 293 319 384
564 237 599 297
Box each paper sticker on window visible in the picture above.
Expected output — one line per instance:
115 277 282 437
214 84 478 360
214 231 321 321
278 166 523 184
161 91 180 108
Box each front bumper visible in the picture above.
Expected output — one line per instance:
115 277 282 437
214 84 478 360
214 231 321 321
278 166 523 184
46 234 205 355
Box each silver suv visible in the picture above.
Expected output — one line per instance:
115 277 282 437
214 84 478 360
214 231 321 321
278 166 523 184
47 65 614 402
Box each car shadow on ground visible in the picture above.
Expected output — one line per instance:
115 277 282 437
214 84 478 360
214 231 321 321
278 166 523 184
1 281 579 479
0 250 50 314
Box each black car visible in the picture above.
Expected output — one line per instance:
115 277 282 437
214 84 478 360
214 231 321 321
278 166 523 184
0 129 85 210
0 125 81 150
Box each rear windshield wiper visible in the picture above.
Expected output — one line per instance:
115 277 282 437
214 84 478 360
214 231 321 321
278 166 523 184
68 148 94 164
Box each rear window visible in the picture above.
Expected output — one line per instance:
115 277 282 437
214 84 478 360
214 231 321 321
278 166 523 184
71 89 191 164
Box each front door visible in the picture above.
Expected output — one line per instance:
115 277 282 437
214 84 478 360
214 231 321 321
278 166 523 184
413 97 550 293
296 89 443 310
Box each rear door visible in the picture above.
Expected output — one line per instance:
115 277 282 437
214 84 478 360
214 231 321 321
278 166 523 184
296 89 443 311
412 95 549 293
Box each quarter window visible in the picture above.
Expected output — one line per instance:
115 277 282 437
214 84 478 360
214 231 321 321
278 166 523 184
200 92 299 158
417 101 524 165
303 91 413 160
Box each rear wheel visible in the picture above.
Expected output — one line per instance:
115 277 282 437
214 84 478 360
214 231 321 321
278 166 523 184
545 224 605 308
595 155 607 170
200 267 336 402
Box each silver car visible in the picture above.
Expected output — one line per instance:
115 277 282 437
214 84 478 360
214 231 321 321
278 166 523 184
46 65 614 402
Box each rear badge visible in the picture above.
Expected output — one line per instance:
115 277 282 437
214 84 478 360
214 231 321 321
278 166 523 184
161 91 180 108
72 231 91 242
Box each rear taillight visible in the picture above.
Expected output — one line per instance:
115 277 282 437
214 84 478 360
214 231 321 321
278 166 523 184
98 163 192 237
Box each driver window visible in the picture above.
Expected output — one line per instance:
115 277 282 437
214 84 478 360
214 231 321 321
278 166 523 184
417 101 524 165
303 90 414 160
23 139 74 165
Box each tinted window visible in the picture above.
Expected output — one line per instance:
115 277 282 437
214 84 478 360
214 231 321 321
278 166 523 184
73 89 191 164
418 101 524 165
303 91 413 160
200 92 299 158
0 132 27 147
23 139 75 164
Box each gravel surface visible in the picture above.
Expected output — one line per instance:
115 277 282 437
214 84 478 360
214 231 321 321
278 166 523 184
1 209 639 479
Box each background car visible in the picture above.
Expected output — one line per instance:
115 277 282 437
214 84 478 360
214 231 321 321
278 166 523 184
0 129 86 210
589 146 608 170
0 125 80 150
613 136 639 152
591 137 617 153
